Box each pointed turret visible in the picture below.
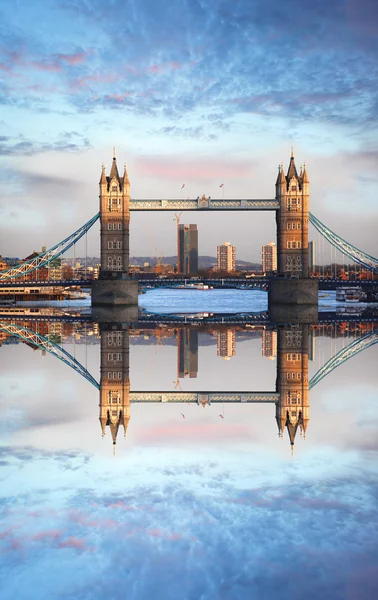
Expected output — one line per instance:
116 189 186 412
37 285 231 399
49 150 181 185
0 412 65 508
275 164 286 186
99 415 107 437
109 419 120 446
286 419 299 447
120 410 130 438
123 164 130 186
99 163 107 185
109 154 120 183
275 163 286 199
286 148 299 182
275 415 286 438
302 163 309 183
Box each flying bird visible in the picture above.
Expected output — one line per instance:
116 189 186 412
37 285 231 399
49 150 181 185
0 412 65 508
181 183 185 189
219 183 224 188
219 414 224 419
181 413 186 419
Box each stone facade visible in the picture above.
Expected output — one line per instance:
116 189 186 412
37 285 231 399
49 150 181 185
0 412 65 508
99 155 130 278
275 151 310 277
275 325 310 451
99 324 130 449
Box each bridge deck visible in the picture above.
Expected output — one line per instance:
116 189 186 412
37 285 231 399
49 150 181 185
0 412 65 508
129 392 278 402
129 199 279 211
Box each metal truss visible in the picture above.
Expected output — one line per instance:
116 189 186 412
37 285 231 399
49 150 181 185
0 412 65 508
0 322 100 389
129 392 279 403
309 212 378 272
130 198 279 211
309 331 378 390
0 213 100 281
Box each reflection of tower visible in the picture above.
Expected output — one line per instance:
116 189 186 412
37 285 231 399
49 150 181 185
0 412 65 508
178 224 198 274
262 329 277 359
99 324 130 450
177 328 198 378
217 329 236 360
275 325 309 451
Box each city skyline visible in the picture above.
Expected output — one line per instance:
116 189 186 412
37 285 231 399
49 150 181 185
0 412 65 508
1 1 378 263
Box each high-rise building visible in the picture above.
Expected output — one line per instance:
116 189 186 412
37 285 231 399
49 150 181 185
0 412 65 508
217 329 236 360
177 328 198 378
178 224 198 274
262 242 277 273
262 329 277 359
217 242 235 272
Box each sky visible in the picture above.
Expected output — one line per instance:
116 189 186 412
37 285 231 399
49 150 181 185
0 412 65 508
1 0 378 262
0 325 377 599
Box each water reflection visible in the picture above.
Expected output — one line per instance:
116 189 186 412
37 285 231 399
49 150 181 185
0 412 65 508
0 313 377 599
1 317 376 455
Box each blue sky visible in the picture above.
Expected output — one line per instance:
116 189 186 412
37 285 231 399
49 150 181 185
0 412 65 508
1 0 378 260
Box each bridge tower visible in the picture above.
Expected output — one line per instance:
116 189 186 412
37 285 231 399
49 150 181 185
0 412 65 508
276 150 309 277
275 324 310 451
92 152 138 308
99 324 130 450
269 150 318 316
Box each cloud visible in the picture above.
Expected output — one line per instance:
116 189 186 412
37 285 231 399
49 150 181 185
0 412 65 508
135 422 252 446
0 132 90 156
134 155 255 182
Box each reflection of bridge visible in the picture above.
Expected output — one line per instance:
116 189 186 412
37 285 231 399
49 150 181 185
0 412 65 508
1 320 376 451
0 151 377 307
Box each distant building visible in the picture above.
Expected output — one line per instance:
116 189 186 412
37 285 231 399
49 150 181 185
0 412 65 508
262 329 277 359
217 330 236 360
0 256 8 271
177 328 198 378
217 242 235 272
262 242 277 273
178 224 198 275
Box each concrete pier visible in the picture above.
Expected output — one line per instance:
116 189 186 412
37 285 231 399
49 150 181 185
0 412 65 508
91 279 138 307
268 278 318 324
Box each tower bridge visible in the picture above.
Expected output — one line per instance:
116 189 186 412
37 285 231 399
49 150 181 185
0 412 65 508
1 150 377 308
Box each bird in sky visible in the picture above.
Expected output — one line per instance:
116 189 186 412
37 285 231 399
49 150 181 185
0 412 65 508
219 183 224 188
181 183 185 189
181 413 186 419
219 414 224 419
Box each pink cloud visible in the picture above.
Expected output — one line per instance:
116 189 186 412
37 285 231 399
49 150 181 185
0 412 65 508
135 156 254 181
147 528 189 541
59 536 87 550
147 61 182 74
30 60 61 72
32 530 62 542
58 51 88 65
135 422 251 445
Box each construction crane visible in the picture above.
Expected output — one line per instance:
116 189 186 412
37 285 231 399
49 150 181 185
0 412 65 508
173 211 183 273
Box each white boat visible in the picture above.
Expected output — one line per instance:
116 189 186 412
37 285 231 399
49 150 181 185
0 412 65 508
336 287 366 302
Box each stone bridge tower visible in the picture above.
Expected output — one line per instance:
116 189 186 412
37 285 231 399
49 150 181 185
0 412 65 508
270 150 318 314
276 149 309 277
99 323 131 451
275 324 310 452
92 152 138 307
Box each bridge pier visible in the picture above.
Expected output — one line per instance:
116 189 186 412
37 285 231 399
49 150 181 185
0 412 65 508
268 279 319 324
92 278 138 309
